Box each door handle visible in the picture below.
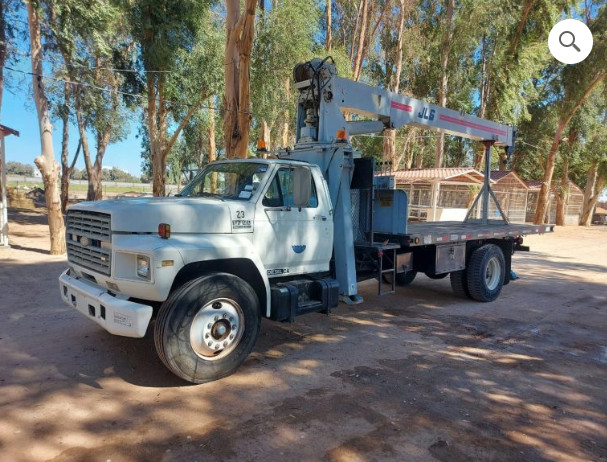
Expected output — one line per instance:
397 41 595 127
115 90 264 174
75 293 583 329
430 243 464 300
314 215 327 221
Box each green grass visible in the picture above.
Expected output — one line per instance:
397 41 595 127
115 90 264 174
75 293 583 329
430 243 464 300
8 182 153 194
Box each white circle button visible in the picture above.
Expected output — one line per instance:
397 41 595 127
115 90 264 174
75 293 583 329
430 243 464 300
548 19 593 64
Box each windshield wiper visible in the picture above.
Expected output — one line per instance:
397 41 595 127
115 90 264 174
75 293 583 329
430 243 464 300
196 192 225 201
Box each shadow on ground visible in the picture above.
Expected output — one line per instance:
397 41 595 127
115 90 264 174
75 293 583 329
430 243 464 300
1 211 606 461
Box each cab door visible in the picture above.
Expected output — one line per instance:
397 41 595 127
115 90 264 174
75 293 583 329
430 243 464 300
253 166 333 277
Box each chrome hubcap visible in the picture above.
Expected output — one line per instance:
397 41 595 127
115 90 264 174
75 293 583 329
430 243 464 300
485 257 501 290
190 298 244 361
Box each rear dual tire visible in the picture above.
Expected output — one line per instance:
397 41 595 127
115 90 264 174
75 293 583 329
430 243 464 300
451 244 505 302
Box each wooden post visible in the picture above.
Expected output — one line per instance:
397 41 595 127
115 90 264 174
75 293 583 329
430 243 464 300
1 135 7 247
0 125 19 248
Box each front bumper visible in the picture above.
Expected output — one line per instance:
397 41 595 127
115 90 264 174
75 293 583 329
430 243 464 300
59 270 153 338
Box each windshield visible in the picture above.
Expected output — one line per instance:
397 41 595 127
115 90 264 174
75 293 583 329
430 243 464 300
179 162 269 200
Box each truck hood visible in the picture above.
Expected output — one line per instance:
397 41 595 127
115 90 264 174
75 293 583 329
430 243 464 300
70 197 234 234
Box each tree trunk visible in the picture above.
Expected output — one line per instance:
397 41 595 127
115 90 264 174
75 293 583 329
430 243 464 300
223 0 257 159
208 105 216 164
26 1 66 254
351 0 368 81
146 75 164 196
403 128 416 169
555 157 569 226
61 139 81 214
260 119 270 158
152 153 167 197
349 0 363 63
236 0 255 158
74 91 99 199
326 0 332 52
87 163 103 201
280 77 291 147
508 0 535 59
534 71 607 224
0 0 6 113
579 162 602 226
60 82 72 214
435 0 455 168
382 0 405 172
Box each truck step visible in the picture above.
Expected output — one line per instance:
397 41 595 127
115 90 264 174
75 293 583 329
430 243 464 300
269 278 339 322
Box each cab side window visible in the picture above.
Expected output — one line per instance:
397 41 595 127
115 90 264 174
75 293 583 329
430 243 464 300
262 168 318 208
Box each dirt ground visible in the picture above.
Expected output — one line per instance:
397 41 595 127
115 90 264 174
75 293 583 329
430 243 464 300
1 208 606 462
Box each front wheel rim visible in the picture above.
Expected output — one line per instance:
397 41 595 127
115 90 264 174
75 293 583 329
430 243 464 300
485 256 501 290
190 298 245 361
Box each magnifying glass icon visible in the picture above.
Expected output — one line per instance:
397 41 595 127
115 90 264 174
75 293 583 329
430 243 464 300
559 31 581 52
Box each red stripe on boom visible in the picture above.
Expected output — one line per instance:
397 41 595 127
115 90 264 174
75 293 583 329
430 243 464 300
391 101 413 112
439 114 508 136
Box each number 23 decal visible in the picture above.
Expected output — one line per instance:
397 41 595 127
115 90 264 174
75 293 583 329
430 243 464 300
236 211 245 219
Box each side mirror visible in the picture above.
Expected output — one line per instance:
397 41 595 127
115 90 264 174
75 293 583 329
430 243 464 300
292 166 311 208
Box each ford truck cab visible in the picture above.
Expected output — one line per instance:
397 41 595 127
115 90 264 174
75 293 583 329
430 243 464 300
60 158 335 382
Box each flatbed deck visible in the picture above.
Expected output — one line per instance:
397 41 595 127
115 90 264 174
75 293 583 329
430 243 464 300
403 220 554 247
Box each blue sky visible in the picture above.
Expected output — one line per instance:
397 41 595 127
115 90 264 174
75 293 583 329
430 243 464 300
3 84 143 176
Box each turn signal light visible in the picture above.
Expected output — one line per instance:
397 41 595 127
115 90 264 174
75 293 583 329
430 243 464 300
336 129 347 142
158 223 171 239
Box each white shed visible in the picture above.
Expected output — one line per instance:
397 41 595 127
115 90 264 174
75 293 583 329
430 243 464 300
1 124 20 247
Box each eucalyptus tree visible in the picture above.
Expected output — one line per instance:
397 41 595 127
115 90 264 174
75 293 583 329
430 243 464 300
128 0 213 196
251 0 318 150
577 97 607 225
223 0 257 159
25 0 65 254
534 4 607 224
0 0 20 115
46 0 131 202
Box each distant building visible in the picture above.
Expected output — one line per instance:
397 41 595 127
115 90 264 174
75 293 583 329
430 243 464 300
525 180 583 225
1 124 21 247
489 171 529 223
392 168 488 222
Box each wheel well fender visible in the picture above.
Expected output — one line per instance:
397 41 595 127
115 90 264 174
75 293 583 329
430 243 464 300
171 259 268 315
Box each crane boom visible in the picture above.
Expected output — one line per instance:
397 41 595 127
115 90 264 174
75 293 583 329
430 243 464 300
293 58 514 151
286 58 515 303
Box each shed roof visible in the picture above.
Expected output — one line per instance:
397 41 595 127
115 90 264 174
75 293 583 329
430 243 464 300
490 170 528 189
525 180 544 191
392 168 490 185
525 179 584 194
0 124 19 137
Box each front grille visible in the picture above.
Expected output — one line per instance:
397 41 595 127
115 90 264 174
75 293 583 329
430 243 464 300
67 211 112 276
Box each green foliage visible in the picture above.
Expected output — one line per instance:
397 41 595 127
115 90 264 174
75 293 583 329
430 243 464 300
251 0 319 147
5 161 35 176
127 0 212 72
71 166 140 182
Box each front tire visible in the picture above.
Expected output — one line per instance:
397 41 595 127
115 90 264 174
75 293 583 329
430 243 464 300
154 273 261 384
466 244 505 302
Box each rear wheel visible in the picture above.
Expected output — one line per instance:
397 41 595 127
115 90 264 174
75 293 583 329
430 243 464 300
425 272 448 280
466 244 505 302
154 273 261 384
450 270 470 299
384 270 418 286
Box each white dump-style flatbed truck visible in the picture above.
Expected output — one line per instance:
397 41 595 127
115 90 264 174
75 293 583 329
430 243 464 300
59 58 553 383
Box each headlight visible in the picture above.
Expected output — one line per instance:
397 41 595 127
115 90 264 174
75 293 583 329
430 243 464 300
137 255 151 280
